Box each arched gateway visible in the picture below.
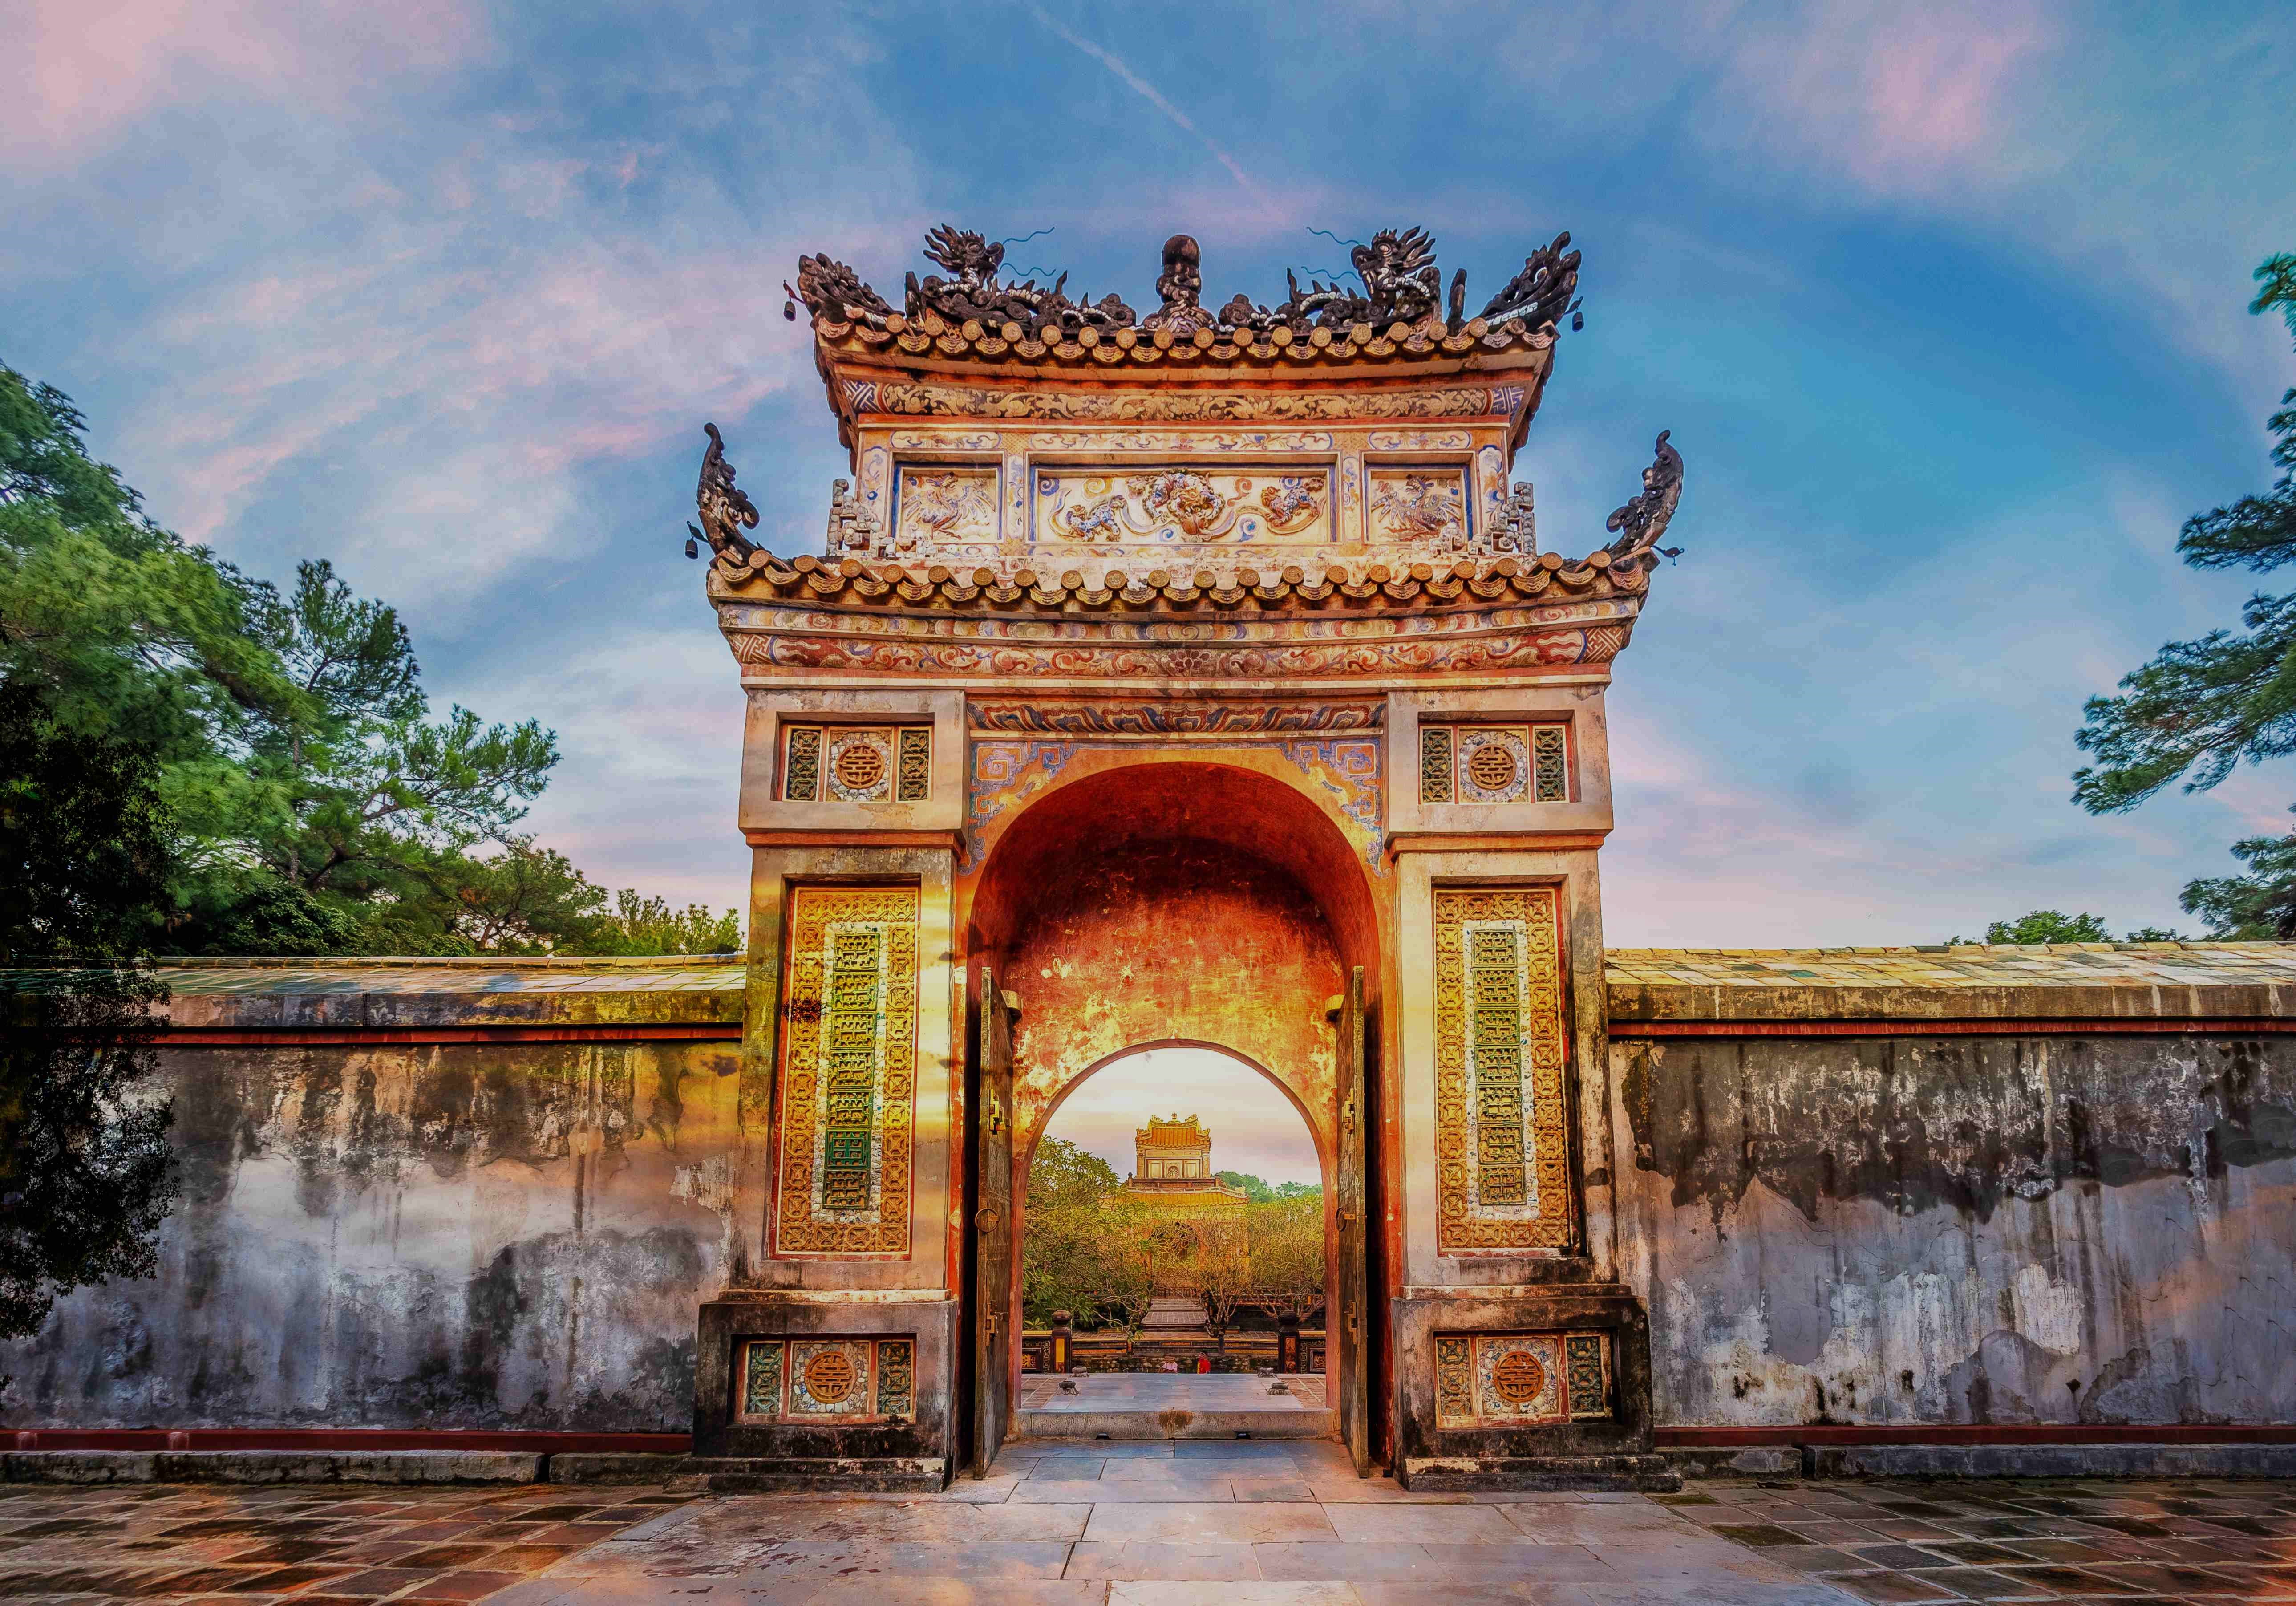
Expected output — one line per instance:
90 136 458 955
686 227 1685 1492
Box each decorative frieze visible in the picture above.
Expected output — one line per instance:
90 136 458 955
1434 1331 1613 1427
773 885 918 1257
736 1335 917 1422
968 700 1382 737
1434 887 1571 1253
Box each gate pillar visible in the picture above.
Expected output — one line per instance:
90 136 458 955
687 225 1685 1489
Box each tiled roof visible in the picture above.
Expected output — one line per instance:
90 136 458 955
1606 943 2296 1022
18 945 2296 1031
812 308 1556 373
708 546 1647 616
138 956 748 994
1 956 747 1030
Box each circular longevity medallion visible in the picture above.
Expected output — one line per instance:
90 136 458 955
804 1349 858 1405
1490 1349 1547 1406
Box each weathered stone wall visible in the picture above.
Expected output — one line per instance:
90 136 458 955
0 1035 743 1432
1612 1031 2296 1429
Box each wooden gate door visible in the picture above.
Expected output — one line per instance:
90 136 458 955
972 967 1015 1478
1336 964 1371 1477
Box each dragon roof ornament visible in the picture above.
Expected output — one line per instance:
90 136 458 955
1603 432 1685 572
786 225 1583 345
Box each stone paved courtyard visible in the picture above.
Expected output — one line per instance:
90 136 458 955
0 1456 2291 1603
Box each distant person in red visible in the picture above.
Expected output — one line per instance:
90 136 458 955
1196 1354 1212 1374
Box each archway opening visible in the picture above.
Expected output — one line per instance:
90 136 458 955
1018 1043 1333 1428
962 758 1379 1452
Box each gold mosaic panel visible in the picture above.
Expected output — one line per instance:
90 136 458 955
1433 1331 1614 1427
1434 1336 1474 1423
1367 465 1469 545
1434 887 1571 1253
774 885 918 1256
1033 466 1331 546
895 465 1000 553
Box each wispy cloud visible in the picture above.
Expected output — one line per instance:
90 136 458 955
4 0 486 168
1024 4 1272 207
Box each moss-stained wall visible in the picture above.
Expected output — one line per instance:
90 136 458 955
1608 944 2296 1431
1 1036 743 1431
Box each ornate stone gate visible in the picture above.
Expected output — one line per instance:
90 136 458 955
686 226 1684 1490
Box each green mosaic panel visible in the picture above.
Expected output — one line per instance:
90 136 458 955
820 927 884 1213
895 727 931 801
1565 1333 1611 1419
1420 725 1454 804
785 726 822 802
876 1338 916 1418
1468 925 1527 1207
741 1340 785 1417
1533 725 1568 801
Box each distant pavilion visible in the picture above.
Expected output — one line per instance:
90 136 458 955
1122 1114 1247 1209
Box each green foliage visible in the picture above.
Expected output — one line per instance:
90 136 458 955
1020 1141 1131 1328
1029 1137 1120 1210
1216 1170 1320 1201
0 680 178 1342
2074 253 2296 931
572 888 743 957
1 361 737 958
2181 835 2296 938
1022 1192 1159 1334
1243 1195 1325 1322
1951 910 2112 945
0 681 176 959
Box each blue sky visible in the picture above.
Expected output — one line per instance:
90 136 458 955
5 1 2293 944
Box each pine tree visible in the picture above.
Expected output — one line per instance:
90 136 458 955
2074 255 2296 935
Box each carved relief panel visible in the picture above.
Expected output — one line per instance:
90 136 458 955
1418 723 1571 805
1032 465 1331 547
1433 886 1572 1253
737 1335 917 1423
782 726 932 804
1434 1331 1612 1427
892 465 1000 557
773 884 919 1257
1367 464 1470 547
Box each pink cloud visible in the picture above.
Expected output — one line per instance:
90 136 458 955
8 0 485 165
1711 4 2055 202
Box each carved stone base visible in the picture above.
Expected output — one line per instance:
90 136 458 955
1391 1283 1662 1490
1400 1453 1680 1492
693 1293 958 1487
682 1455 950 1493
